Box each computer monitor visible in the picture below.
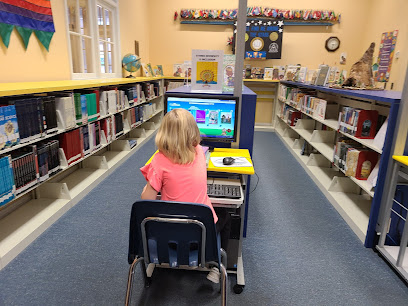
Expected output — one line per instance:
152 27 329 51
165 93 239 142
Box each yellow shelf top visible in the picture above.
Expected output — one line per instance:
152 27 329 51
208 148 254 175
145 148 255 175
243 79 279 83
0 77 164 97
393 155 408 167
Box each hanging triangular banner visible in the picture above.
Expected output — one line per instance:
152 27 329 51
34 30 54 51
0 0 56 50
16 26 32 49
0 22 13 47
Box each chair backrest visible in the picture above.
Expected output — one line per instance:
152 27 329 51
128 200 220 267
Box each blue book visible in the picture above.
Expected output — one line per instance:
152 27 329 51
4 105 20 147
0 156 15 207
0 107 5 150
80 95 88 124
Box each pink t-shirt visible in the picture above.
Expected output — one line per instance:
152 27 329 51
140 145 218 223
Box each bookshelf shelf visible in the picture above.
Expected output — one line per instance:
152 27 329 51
275 81 401 246
0 79 165 270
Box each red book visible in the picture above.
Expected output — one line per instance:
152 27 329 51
354 110 378 139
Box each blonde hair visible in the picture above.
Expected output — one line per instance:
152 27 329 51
155 108 201 164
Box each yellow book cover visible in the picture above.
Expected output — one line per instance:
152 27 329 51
196 61 218 84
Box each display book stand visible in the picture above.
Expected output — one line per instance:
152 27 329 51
0 79 164 270
274 81 401 247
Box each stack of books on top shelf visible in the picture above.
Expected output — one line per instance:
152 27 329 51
333 136 379 180
338 106 378 139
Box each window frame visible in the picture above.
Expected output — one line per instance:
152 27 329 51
64 0 121 80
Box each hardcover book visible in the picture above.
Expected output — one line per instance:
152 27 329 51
264 67 273 80
315 65 330 86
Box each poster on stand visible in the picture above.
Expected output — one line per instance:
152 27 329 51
375 30 398 82
191 50 224 93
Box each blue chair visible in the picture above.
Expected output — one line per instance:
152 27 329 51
125 200 228 306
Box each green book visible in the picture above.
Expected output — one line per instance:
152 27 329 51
73 93 82 125
86 93 98 122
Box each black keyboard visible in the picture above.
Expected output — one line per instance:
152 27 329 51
207 184 241 199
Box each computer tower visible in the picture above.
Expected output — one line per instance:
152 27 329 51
226 212 241 269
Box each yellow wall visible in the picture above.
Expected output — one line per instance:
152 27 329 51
119 0 150 77
0 0 70 83
0 0 406 90
361 0 408 91
0 0 151 83
148 0 407 91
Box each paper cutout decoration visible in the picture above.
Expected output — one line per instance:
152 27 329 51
0 0 55 51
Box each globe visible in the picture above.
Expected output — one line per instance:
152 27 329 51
122 53 141 78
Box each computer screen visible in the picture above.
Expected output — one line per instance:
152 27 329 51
165 93 239 142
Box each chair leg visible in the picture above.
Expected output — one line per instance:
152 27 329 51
220 248 227 270
125 257 145 306
220 263 228 306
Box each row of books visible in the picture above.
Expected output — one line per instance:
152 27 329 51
338 107 378 139
60 102 158 165
333 137 379 180
280 105 301 127
282 65 347 87
0 96 58 148
279 85 328 121
0 140 61 207
0 81 163 152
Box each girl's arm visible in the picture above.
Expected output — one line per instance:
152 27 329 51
141 181 158 200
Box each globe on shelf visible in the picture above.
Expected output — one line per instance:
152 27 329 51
122 53 141 78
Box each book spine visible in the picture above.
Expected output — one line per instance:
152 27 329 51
74 93 82 125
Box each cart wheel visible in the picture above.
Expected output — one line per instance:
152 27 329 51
145 277 152 288
233 284 244 294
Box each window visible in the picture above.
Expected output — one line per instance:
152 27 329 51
65 0 120 79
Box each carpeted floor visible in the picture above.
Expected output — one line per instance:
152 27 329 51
0 131 407 306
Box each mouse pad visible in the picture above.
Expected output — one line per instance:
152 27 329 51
210 157 253 167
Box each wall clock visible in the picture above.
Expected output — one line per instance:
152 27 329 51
325 36 340 52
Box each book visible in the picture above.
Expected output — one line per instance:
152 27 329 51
305 69 316 84
345 149 379 180
157 65 164 76
142 63 151 77
297 67 308 83
223 54 235 92
283 65 299 81
327 67 338 86
0 155 15 206
1 105 20 148
264 68 273 80
147 63 155 77
173 64 183 77
278 66 286 80
314 99 327 120
315 65 330 86
85 93 98 122
55 95 76 130
183 61 192 78
41 96 58 134
272 67 280 80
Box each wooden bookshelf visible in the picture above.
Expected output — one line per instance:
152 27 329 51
275 82 401 246
0 78 164 270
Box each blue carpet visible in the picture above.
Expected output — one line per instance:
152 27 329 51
0 131 407 305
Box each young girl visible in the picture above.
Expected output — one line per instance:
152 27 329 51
140 109 230 282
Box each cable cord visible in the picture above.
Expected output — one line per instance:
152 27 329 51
249 172 259 195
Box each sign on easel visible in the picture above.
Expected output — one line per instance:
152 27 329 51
191 50 224 93
375 30 398 82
